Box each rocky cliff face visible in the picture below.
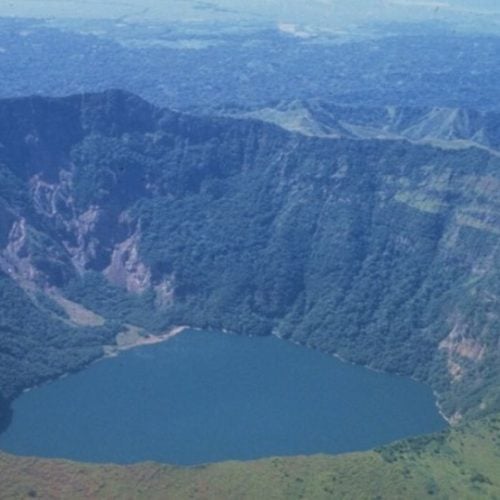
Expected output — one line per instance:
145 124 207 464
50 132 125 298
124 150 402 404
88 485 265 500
0 90 499 420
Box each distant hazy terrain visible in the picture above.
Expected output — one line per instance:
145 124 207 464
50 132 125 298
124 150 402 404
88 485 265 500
0 18 499 112
1 0 500 33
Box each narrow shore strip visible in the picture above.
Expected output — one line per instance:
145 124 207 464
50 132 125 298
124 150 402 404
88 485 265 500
104 325 189 358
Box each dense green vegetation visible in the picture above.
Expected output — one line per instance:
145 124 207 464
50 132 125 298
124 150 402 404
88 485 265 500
1 19 500 112
0 90 498 422
0 14 498 498
65 272 170 332
0 90 498 499
1 413 499 499
0 272 118 402
56 93 500 419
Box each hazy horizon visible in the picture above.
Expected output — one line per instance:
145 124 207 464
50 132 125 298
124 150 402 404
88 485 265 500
1 0 499 33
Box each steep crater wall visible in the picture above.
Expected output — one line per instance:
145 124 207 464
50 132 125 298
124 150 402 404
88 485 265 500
0 90 499 421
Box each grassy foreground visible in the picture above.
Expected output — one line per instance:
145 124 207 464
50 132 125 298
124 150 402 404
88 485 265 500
0 415 499 499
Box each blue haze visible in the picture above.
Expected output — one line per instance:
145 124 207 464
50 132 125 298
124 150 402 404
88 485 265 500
1 0 499 33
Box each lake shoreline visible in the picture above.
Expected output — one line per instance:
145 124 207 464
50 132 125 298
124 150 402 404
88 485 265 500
1 325 450 446
272 331 451 426
1 329 447 465
0 325 192 438
103 325 190 358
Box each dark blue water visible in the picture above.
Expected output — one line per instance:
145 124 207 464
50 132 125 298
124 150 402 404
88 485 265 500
0 330 446 465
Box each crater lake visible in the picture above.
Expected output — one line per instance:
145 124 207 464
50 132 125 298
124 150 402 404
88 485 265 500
0 329 446 465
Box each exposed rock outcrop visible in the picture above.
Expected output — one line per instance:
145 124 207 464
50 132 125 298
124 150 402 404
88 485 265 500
104 227 152 294
0 90 499 420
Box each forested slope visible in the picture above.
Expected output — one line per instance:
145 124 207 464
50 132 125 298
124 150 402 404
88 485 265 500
0 90 499 425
